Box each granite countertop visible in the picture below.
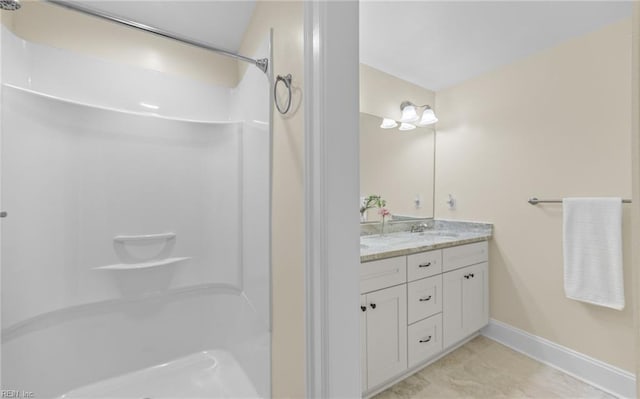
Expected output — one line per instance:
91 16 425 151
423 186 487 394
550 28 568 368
360 219 493 262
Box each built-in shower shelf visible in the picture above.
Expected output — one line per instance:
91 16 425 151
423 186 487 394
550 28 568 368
113 232 176 242
94 257 191 271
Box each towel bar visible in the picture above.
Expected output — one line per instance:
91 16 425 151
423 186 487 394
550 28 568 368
528 197 632 205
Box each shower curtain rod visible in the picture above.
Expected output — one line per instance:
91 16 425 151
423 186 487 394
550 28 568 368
46 0 269 74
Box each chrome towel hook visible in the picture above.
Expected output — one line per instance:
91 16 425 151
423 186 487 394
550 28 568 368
274 74 292 114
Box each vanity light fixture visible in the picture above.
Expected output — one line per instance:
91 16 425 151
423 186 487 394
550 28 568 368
380 118 399 129
398 123 416 131
418 106 438 125
399 102 419 123
380 100 438 131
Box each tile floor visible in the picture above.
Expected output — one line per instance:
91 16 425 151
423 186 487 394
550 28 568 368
373 336 613 399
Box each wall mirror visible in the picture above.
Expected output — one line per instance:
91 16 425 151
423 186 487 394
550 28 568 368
359 111 435 222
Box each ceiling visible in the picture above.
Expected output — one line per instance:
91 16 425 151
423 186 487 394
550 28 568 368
360 1 633 91
74 1 256 52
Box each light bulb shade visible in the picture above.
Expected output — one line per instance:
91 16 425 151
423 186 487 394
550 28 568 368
400 105 419 123
418 108 438 125
380 118 398 129
398 123 416 131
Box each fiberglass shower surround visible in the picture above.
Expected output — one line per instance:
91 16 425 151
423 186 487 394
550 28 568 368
0 10 272 399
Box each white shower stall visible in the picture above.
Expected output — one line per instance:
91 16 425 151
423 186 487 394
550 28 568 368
0 9 271 398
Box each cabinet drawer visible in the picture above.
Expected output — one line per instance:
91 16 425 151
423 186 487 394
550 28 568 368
442 241 488 272
407 250 442 282
360 256 407 294
408 275 442 324
408 313 442 369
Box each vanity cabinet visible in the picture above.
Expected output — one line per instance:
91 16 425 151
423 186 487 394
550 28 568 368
360 240 489 396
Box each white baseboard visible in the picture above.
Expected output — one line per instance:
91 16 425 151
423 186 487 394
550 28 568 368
482 319 636 399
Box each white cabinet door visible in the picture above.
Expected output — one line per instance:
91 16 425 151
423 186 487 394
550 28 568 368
462 262 489 334
365 284 407 390
360 295 368 393
443 263 489 348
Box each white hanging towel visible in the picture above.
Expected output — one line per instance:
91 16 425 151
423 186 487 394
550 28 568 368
563 197 624 310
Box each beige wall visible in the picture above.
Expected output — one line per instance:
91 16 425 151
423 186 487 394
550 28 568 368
360 64 436 219
1 0 238 86
631 2 640 388
237 2 305 398
435 19 634 371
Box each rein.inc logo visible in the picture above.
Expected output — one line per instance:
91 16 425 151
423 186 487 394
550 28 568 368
1 390 34 398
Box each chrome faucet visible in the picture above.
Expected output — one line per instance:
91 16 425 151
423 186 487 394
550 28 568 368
410 223 431 233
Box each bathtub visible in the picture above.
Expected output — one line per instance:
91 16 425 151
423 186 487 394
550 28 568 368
58 350 260 399
2 285 270 398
